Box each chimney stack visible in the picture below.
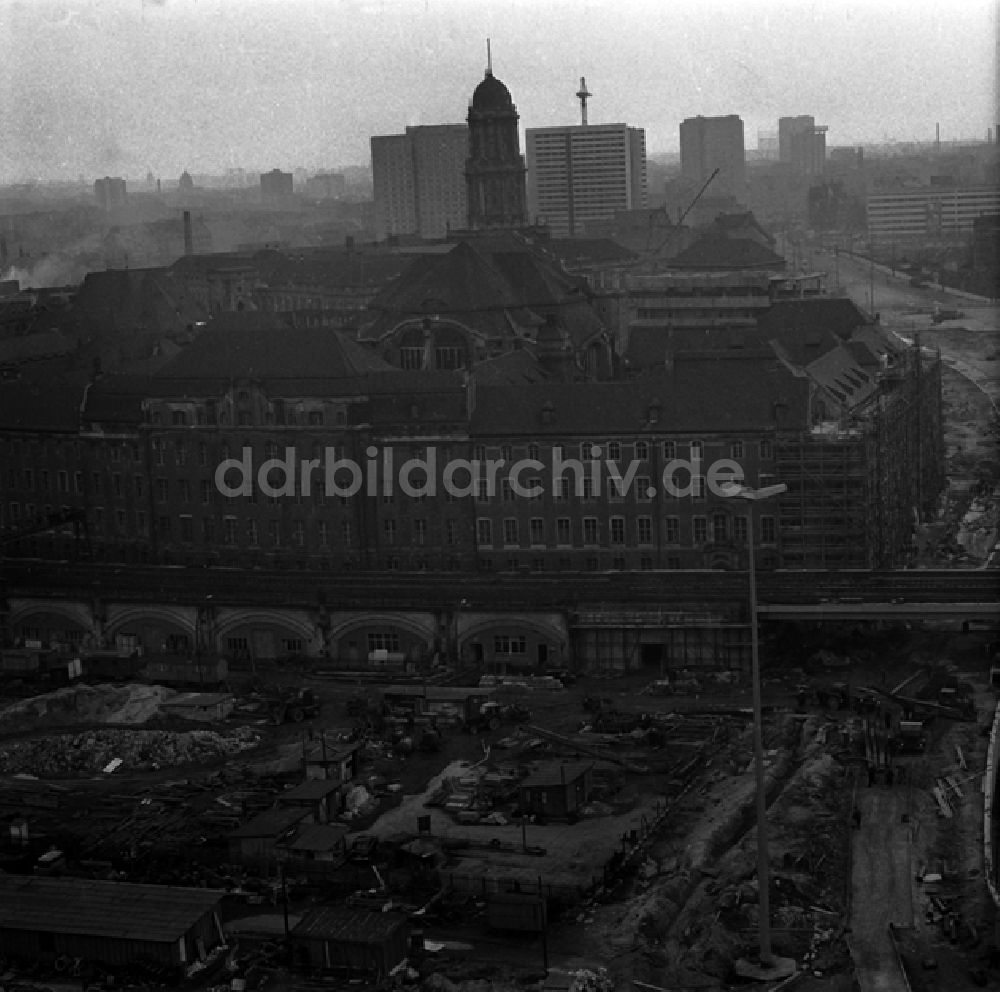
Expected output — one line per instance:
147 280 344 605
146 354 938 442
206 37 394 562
183 211 193 256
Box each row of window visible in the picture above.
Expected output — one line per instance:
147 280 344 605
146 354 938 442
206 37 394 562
475 515 776 547
471 440 771 461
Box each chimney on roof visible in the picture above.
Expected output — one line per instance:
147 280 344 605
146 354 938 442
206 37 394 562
183 211 193 256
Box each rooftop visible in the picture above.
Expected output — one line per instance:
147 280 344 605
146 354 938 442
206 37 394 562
520 762 593 789
229 807 309 839
279 779 345 801
0 876 223 943
278 823 349 853
292 905 408 943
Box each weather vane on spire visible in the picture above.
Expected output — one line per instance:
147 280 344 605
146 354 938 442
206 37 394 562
486 38 492 74
576 76 592 126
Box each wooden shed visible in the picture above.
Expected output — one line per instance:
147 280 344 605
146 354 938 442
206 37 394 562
291 906 408 978
228 808 310 868
304 740 361 782
277 778 344 823
518 762 593 819
277 823 349 863
0 876 224 969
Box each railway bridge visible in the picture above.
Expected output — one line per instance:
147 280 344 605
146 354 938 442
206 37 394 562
1 562 996 675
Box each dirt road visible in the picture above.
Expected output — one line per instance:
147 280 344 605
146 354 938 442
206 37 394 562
850 786 913 992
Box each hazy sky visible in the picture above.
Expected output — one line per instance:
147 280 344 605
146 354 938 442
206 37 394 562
1 0 997 181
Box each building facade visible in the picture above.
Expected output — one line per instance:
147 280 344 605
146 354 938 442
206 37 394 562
371 125 469 240
866 186 1000 245
94 177 127 211
778 116 827 177
525 123 647 236
679 115 746 204
260 169 294 201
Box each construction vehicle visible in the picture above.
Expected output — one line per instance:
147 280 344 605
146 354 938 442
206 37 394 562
893 719 927 755
266 687 321 724
931 307 964 324
463 695 502 734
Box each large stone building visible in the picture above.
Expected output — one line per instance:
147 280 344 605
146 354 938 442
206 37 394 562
525 123 647 236
359 233 612 378
464 64 528 230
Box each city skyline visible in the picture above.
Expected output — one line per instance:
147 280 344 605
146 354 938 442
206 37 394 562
0 0 997 182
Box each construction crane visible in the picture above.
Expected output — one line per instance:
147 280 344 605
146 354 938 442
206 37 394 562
650 168 719 255
676 167 720 227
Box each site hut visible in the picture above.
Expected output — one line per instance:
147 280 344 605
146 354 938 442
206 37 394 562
303 739 362 782
517 762 594 820
160 691 235 723
290 906 409 979
227 807 311 870
0 875 225 971
277 777 345 823
276 823 350 865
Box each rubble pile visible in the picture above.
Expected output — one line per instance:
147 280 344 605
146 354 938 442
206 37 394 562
0 725 260 776
0 683 176 726
663 723 852 985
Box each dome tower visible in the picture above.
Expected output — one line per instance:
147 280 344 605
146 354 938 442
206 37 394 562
465 43 527 231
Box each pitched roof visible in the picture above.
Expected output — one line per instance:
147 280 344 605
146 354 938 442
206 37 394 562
0 369 90 431
623 326 757 369
280 779 344 801
806 344 878 408
229 807 309 839
756 297 870 345
668 235 786 271
471 348 547 386
364 237 604 349
153 324 395 381
471 354 809 436
544 237 638 267
80 374 153 425
278 823 349 852
0 876 223 942
520 762 593 789
0 330 74 366
292 906 407 943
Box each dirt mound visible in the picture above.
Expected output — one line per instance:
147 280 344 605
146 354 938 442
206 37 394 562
0 683 176 726
0 725 260 776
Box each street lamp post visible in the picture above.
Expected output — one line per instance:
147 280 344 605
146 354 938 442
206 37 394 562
723 482 788 974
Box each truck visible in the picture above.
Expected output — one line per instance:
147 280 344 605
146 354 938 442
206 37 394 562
932 307 964 324
463 694 503 734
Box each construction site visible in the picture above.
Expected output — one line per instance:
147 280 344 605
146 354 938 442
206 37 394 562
0 621 997 992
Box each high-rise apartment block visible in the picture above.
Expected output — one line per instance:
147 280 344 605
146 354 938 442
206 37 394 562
260 169 293 201
525 123 647 237
679 115 746 203
778 116 827 176
371 125 469 240
94 176 127 211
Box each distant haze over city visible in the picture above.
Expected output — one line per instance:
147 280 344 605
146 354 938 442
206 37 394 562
1 0 997 182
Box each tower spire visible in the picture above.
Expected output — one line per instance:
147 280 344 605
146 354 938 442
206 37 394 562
576 76 592 126
486 38 492 75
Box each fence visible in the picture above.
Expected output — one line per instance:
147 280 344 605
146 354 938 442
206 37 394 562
983 701 1000 908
